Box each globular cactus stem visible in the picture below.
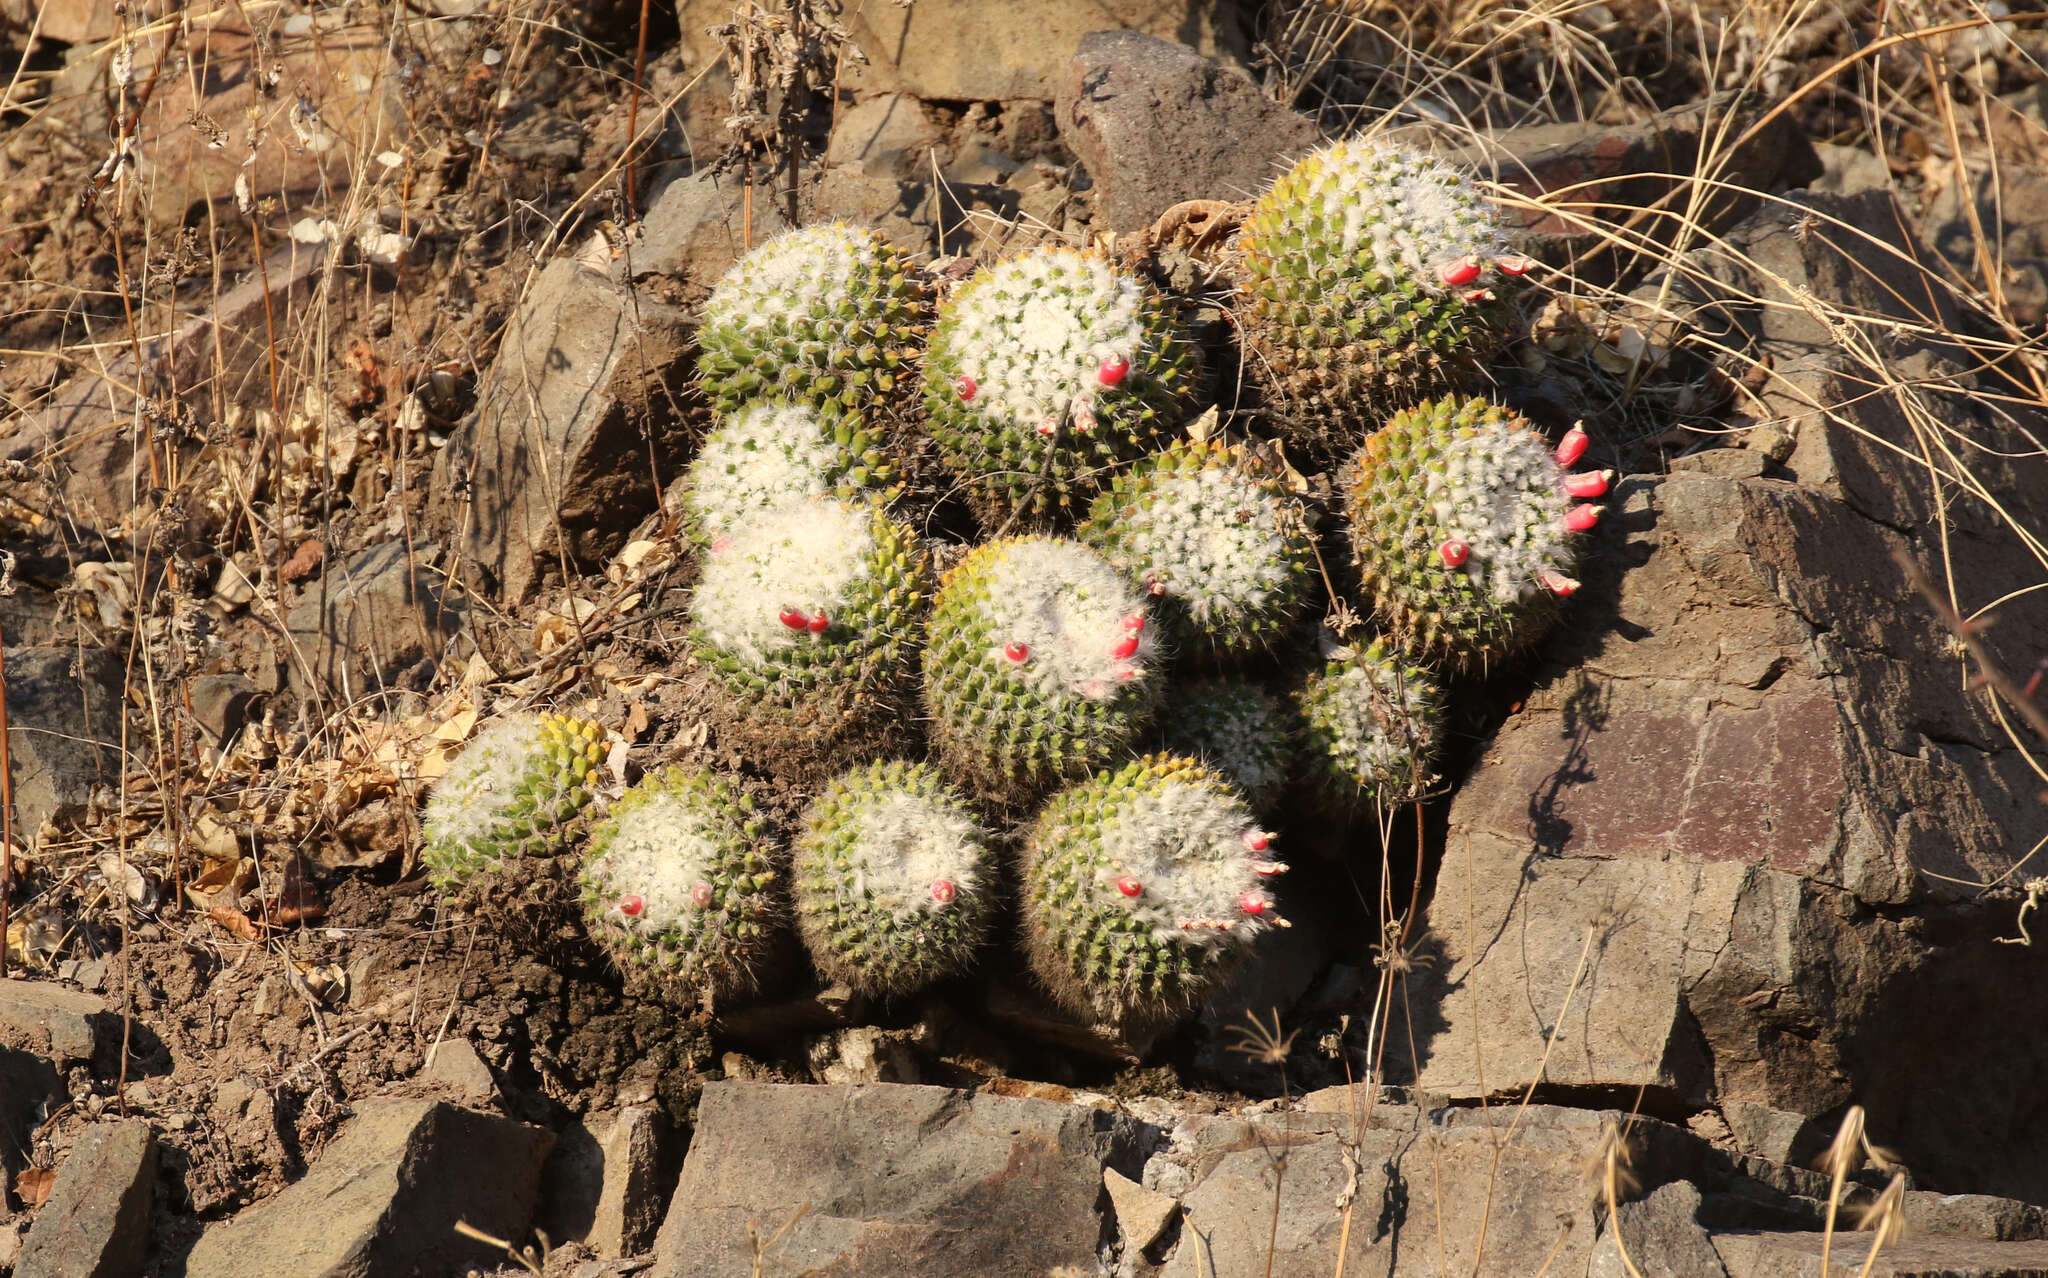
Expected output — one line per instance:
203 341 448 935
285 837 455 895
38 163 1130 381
1295 638 1444 807
1022 755 1288 1023
422 711 607 887
1156 678 1299 814
675 401 896 547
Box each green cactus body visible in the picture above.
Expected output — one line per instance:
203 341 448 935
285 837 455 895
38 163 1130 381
1295 640 1444 806
1079 439 1315 658
923 536 1162 800
924 247 1197 522
1345 397 1602 671
579 767 779 997
422 712 607 886
689 496 928 705
696 224 924 416
1022 755 1287 1022
1236 139 1520 453
677 401 895 546
1157 679 1298 814
793 761 997 997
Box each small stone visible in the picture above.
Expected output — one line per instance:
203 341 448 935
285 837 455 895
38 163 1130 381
0 980 108 1066
15 1120 157 1278
1103 1166 1178 1252
587 1105 681 1258
422 1038 497 1105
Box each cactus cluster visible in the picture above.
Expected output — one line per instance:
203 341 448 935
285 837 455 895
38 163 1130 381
418 128 1632 1032
924 247 1198 521
579 767 781 997
696 224 923 417
1079 439 1315 659
676 401 894 546
792 761 997 997
923 536 1163 800
1344 397 1607 672
1022 755 1286 1022
1236 138 1523 453
422 712 606 886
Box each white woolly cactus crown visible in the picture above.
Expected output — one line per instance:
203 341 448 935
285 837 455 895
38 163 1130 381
972 538 1160 701
700 224 891 335
1094 779 1282 946
677 402 880 545
1296 639 1444 804
1428 420 1577 606
841 790 988 907
585 801 727 934
1304 139 1508 285
691 497 879 667
421 711 606 885
942 249 1151 436
1158 679 1297 813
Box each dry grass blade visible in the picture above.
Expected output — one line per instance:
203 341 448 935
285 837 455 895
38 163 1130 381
450 1219 547 1275
1852 1173 1910 1278
748 1202 810 1278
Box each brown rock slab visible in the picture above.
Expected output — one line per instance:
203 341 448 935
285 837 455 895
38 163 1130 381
649 1081 1142 1277
1056 30 1320 232
842 0 1251 101
181 1099 554 1278
1103 1167 1176 1253
16 1120 157 1278
1711 1231 2048 1277
419 1038 496 1106
587 1105 680 1258
0 650 123 842
826 94 947 180
1591 1182 1730 1278
0 979 109 1065
283 540 466 699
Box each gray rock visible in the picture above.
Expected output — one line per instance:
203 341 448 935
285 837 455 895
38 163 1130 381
1103 1166 1176 1254
185 673 265 748
16 1120 157 1278
649 1081 1145 1277
182 1099 554 1278
1056 30 1320 232
496 104 585 167
1722 1103 1823 1169
826 94 946 180
0 1044 62 1188
420 1038 496 1105
0 979 109 1066
1809 142 1892 196
1591 1182 1731 1278
283 540 465 699
842 0 1252 101
807 165 1019 257
634 166 794 288
587 1105 680 1258
431 256 695 606
1903 1193 2048 1243
2 647 123 840
1710 1230 2048 1277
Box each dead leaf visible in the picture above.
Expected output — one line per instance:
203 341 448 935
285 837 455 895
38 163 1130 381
206 903 267 942
265 857 328 926
281 538 326 584
624 701 649 739
14 1166 55 1209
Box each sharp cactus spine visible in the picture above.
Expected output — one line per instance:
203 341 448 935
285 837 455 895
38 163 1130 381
1155 678 1299 814
578 767 779 997
422 712 607 887
696 224 924 416
923 536 1162 800
1078 439 1316 659
676 401 896 546
1021 755 1287 1022
792 760 998 997
924 247 1197 522
1344 397 1596 671
1235 138 1520 456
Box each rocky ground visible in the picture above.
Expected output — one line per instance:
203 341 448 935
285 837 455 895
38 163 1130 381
3 0 2048 1275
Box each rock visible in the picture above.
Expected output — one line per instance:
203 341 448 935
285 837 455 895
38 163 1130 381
1919 165 2048 328
587 1106 679 1258
1055 31 1320 232
431 256 696 606
649 1081 1145 1277
826 94 946 180
1710 1231 2048 1277
181 1099 554 1278
1809 142 1892 195
809 1026 920 1085
1591 1182 1730 1278
0 0 116 43
420 1038 496 1105
496 105 586 168
842 0 1252 101
806 165 1018 256
1103 1166 1177 1253
1 648 122 839
15 1120 157 1278
1903 1193 2048 1243
1722 1103 1823 1169
0 1045 62 1201
0 244 325 535
634 166 795 289
283 540 466 699
185 673 266 748
1432 94 1822 275
0 979 109 1065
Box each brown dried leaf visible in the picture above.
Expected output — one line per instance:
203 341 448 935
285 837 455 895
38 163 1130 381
281 538 326 584
15 1166 55 1208
206 903 267 942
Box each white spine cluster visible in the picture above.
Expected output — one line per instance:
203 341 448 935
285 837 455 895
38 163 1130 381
1162 683 1292 804
1116 469 1293 625
680 403 853 542
583 797 722 936
701 224 882 332
691 497 877 667
423 714 549 845
842 791 987 916
979 540 1157 701
1307 140 1506 284
946 249 1151 435
1428 424 1573 604
1097 779 1275 947
1306 650 1438 787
